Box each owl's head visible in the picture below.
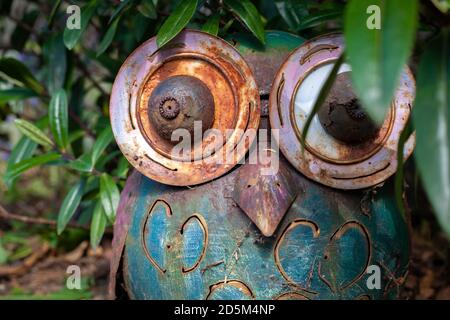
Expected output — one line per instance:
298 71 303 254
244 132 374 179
110 30 414 190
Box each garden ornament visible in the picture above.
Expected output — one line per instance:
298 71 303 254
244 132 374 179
108 30 415 300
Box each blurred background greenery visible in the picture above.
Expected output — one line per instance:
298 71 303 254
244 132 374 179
0 0 449 299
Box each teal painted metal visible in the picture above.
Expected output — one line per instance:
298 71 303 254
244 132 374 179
119 159 409 300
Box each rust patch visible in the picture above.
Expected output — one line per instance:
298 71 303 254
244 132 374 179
206 280 255 300
233 163 297 237
300 44 339 65
274 291 310 300
110 30 260 186
268 33 416 189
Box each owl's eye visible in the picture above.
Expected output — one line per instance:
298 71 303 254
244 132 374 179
110 30 260 186
269 34 415 189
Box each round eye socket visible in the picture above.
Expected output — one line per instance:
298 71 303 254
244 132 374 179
269 34 415 189
110 30 260 186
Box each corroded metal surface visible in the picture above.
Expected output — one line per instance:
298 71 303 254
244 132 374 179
111 160 410 300
318 72 380 144
110 30 260 186
269 33 416 189
147 75 215 141
227 31 305 97
233 163 296 237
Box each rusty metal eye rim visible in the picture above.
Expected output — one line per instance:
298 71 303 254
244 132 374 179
135 52 241 162
288 58 396 165
269 33 415 190
110 29 260 186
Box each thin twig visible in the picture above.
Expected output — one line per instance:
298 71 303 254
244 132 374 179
0 204 112 233
73 55 108 97
5 15 35 33
69 109 96 138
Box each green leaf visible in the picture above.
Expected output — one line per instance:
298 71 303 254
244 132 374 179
109 0 131 24
100 173 120 223
43 33 67 95
49 89 69 151
48 0 62 28
0 58 45 94
57 180 86 235
0 241 8 265
68 129 86 144
91 126 113 167
14 119 54 149
274 0 308 32
413 30 450 236
138 0 157 19
298 8 343 31
97 16 120 56
4 152 61 182
90 201 107 249
63 0 99 50
224 0 265 44
202 13 220 36
68 153 93 173
156 0 198 48
302 53 345 146
4 137 37 187
344 0 418 124
0 88 36 104
431 0 450 13
114 156 130 179
95 150 121 171
395 118 412 218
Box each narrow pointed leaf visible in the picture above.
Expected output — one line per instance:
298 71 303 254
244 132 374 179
413 31 450 236
49 89 69 151
109 0 131 24
48 0 62 27
138 0 157 19
90 201 107 249
63 0 99 50
100 173 120 223
0 88 36 104
97 16 120 57
4 137 37 186
5 152 61 182
431 0 450 13
302 53 345 145
57 180 86 235
224 0 265 44
395 118 412 218
156 0 198 48
91 126 113 167
0 58 45 94
14 119 54 149
202 13 220 36
69 153 93 173
344 0 418 124
43 33 67 95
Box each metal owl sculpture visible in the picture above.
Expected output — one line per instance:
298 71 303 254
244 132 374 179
108 30 415 300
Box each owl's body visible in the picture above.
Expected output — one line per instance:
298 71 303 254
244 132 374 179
109 31 413 300
111 157 409 300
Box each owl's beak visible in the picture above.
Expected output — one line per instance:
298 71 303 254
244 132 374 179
232 161 297 237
